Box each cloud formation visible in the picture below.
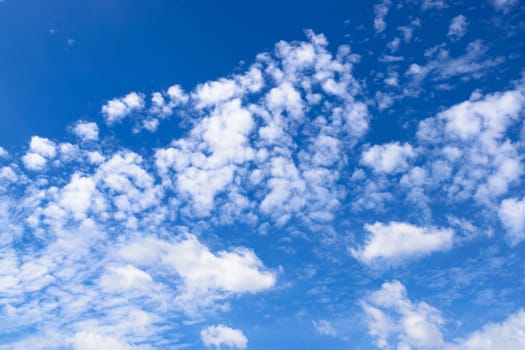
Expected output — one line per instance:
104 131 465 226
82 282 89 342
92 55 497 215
352 222 454 264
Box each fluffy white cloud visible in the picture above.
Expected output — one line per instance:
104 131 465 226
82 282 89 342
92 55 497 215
119 233 276 309
364 282 525 350
22 136 57 170
448 15 467 40
361 142 416 174
362 281 445 349
498 197 525 245
71 332 132 350
352 222 454 264
373 0 391 33
445 310 525 350
99 264 153 292
194 78 241 108
156 98 255 216
102 92 145 124
416 88 525 206
22 152 47 170
73 121 99 141
201 325 248 349
0 146 7 157
0 166 17 182
29 136 57 158
95 151 161 217
153 30 368 225
148 84 189 119
58 173 97 220
5 28 522 350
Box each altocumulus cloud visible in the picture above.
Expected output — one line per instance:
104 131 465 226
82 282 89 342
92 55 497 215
0 5 525 346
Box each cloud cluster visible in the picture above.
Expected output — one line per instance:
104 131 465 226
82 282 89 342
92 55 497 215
362 281 445 349
1 17 524 348
448 15 467 40
352 222 454 264
201 325 248 349
362 281 525 350
150 30 368 226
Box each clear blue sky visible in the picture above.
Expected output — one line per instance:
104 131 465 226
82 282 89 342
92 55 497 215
0 0 525 349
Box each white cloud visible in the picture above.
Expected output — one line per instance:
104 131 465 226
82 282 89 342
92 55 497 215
498 197 525 245
416 88 525 206
361 142 416 174
194 78 241 109
142 118 159 132
99 264 153 292
166 84 189 104
156 98 255 216
364 281 525 350
10 29 524 350
445 310 525 350
94 151 160 216
0 166 17 182
448 15 467 40
102 92 145 124
22 152 48 171
362 281 445 349
352 222 454 264
148 84 189 119
73 121 99 141
57 173 97 220
313 319 337 337
387 37 401 52
151 31 368 225
0 146 8 157
373 0 391 33
22 136 58 170
120 233 276 309
406 40 503 89
71 332 132 350
265 82 304 119
29 136 57 158
201 325 248 349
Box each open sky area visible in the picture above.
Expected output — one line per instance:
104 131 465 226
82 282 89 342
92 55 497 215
1 0 525 349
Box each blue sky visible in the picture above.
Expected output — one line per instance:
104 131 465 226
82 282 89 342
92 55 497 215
1 0 525 349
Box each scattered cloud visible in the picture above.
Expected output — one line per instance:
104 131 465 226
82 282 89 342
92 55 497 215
352 222 454 264
361 280 445 349
313 319 337 337
448 15 468 40
490 0 518 12
72 121 99 141
22 136 57 170
361 142 416 174
1 4 524 346
201 325 248 349
119 233 276 310
374 0 391 33
101 92 145 125
445 310 525 350
498 197 525 245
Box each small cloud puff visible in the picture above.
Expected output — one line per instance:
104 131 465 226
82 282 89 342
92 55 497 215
22 136 57 170
72 121 99 141
201 325 248 349
448 15 467 40
101 92 145 125
352 221 454 264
